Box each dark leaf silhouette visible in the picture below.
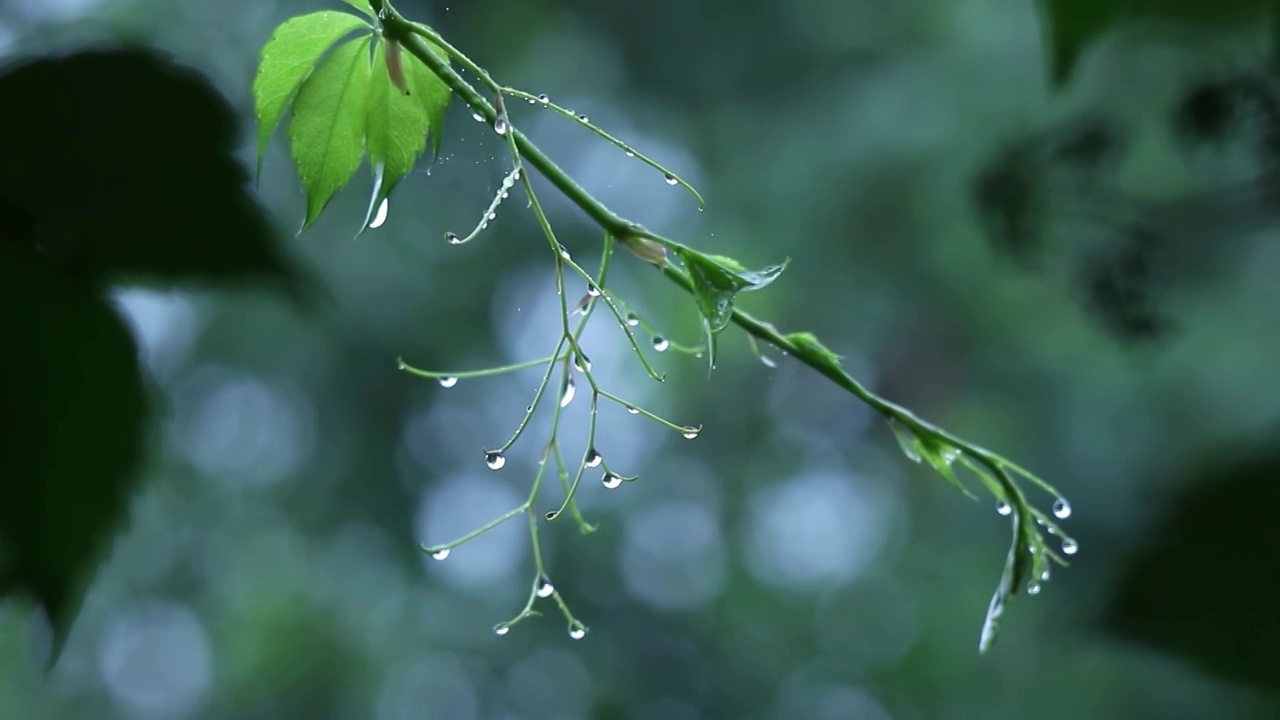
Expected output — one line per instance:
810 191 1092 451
0 243 148 663
0 47 310 298
1100 430 1280 696
0 47 310 663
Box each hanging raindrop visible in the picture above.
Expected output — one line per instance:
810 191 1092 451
485 451 506 470
996 502 1012 516
625 405 640 415
602 472 623 489
559 375 577 408
625 313 640 326
1061 538 1079 556
663 173 678 186
430 547 450 561
568 624 587 640
585 448 603 468
369 197 390 229
537 93 550 104
652 337 670 352
1052 498 1072 519
438 376 458 388
493 115 509 135
681 426 699 439
493 622 511 636
536 574 555 598
445 231 461 244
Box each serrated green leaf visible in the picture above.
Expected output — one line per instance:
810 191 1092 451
405 37 452 160
366 39 430 199
253 10 370 178
341 0 375 17
289 35 373 230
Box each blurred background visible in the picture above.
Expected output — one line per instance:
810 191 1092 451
2 0 1279 717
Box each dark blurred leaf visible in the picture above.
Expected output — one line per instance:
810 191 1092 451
0 243 148 663
1042 0 1273 86
0 48 309 297
1079 227 1171 342
1100 431 1280 695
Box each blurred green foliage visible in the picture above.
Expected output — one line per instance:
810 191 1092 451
1 0 1279 718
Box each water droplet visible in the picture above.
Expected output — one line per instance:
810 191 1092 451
1040 569 1051 582
493 622 511 636
887 419 922 463
369 197 390 229
396 359 407 370
527 97 536 104
625 405 640 415
625 150 635 158
1061 538 1079 556
485 451 506 470
585 448 602 468
438 376 458 388
493 116 508 135
537 93 550 104
996 502 1012 516
487 212 497 221
501 191 509 199
568 624 587 640
1027 583 1042 595
602 472 623 489
652 337 670 352
559 376 576 408
430 547 450 561
759 354 778 368
625 313 639 326
577 114 590 123
480 222 488 230
445 231 461 244
663 173 678 186
573 353 592 372
472 111 485 122
535 574 555 598
1052 498 1072 519
681 426 699 439
587 284 601 297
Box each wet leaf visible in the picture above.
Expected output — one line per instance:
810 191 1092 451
253 10 371 177
289 35 374 230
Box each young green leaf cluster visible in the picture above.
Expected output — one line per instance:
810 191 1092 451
255 0 1079 653
253 6 450 232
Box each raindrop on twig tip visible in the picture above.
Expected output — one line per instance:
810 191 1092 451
430 548 450 561
1061 538 1079 556
536 574 555 598
485 451 506 470
602 472 623 489
493 622 511 636
445 231 461 244
1052 498 1072 519
681 426 699 439
438 376 458 388
568 624 587 640
559 375 577 408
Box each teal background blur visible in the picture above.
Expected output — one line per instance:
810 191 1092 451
2 0 1279 718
